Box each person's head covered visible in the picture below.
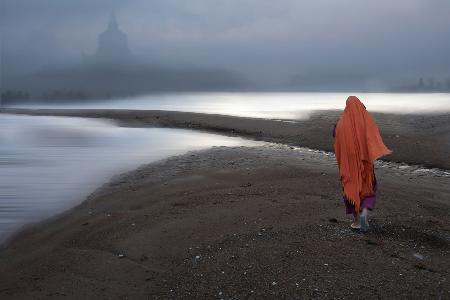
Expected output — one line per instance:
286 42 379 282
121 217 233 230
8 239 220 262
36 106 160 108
345 95 366 111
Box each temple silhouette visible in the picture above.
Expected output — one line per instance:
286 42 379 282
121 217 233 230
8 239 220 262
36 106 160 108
83 13 132 65
2 12 245 103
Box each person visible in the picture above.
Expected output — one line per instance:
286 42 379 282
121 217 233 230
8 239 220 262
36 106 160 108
333 96 391 232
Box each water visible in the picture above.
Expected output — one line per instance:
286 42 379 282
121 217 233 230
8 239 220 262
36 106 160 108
9 92 450 119
0 114 262 242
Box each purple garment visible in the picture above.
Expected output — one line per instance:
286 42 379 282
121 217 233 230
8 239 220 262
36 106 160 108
333 123 377 216
343 180 377 216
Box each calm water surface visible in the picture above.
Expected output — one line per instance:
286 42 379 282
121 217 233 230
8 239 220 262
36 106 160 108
9 92 450 119
0 114 262 242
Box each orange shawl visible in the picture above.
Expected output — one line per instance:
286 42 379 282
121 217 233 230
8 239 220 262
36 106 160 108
334 96 392 212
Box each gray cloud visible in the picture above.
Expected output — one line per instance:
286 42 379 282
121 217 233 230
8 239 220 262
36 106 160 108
2 0 450 90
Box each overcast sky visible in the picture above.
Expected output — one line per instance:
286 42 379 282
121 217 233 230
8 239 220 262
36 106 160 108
2 0 450 85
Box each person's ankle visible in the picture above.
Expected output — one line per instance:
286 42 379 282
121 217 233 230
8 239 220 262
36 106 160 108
361 208 368 218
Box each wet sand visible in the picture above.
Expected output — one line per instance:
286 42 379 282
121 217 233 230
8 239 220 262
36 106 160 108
2 108 450 169
0 108 449 299
0 143 449 299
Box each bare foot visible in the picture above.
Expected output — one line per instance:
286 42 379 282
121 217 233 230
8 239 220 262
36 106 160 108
350 222 361 229
350 214 360 229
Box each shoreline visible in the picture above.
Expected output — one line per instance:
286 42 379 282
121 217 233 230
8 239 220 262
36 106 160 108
2 108 450 169
1 142 449 248
0 144 449 298
0 109 449 298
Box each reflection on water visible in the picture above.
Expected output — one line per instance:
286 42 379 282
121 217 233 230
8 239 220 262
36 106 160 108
0 114 262 242
9 92 450 119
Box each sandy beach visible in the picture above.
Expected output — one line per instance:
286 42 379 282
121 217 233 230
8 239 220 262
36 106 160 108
0 109 449 299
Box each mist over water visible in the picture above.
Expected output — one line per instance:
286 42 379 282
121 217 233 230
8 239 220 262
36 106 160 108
8 92 450 120
3 0 450 92
0 114 262 242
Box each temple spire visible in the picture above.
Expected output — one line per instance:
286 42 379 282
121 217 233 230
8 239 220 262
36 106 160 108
108 12 118 30
83 12 132 65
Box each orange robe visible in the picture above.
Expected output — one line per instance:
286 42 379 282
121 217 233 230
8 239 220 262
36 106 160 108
334 96 392 212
